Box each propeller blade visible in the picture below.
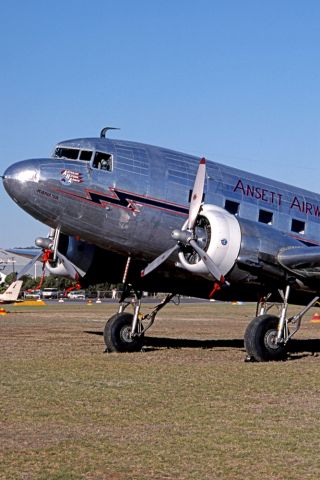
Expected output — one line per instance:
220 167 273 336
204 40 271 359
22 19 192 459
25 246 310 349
187 157 206 230
17 251 43 279
56 252 86 279
189 239 225 283
141 158 206 277
141 244 179 277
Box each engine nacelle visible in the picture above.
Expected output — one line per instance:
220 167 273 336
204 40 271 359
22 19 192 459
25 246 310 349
46 260 71 278
45 235 96 279
178 204 241 279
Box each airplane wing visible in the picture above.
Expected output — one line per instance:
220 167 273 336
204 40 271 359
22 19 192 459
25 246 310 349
6 248 42 259
278 246 320 279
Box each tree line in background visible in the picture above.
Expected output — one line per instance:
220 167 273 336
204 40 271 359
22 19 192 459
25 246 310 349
0 272 119 294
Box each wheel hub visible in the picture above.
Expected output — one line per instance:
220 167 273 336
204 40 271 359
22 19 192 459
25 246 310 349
120 325 134 344
264 329 280 350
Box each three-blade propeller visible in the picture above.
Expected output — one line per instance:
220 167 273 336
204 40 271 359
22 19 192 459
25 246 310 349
141 158 225 283
17 238 85 281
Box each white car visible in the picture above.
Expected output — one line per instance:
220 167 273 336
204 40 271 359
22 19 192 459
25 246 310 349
67 290 86 300
42 288 59 299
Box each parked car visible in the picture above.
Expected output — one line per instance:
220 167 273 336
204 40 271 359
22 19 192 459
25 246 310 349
67 290 86 300
24 289 42 299
42 288 59 299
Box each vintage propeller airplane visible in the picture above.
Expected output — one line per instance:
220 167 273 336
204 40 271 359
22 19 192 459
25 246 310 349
2 128 320 361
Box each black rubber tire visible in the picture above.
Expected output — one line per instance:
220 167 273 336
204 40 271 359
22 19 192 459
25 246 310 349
104 312 144 353
244 314 287 362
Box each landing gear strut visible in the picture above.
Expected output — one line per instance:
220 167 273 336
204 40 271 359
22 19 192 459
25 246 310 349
104 286 176 353
244 286 319 362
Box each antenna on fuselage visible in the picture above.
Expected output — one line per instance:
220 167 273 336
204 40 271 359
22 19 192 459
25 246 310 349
100 126 120 138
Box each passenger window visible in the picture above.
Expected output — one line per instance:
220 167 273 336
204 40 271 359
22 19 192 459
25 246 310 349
259 209 273 225
92 152 113 171
224 199 240 215
291 219 305 234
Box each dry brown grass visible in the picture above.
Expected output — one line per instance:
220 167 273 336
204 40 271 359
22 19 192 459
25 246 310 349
1 301 320 479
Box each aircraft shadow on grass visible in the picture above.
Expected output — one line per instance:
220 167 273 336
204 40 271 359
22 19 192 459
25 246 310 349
84 331 320 357
144 337 243 350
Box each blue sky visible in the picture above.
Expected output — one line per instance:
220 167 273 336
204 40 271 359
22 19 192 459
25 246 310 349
1 0 320 247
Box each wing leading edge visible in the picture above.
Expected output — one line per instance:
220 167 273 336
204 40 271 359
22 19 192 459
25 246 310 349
278 246 320 279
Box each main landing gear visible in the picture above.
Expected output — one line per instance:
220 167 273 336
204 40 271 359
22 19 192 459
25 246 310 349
244 286 319 362
104 285 175 353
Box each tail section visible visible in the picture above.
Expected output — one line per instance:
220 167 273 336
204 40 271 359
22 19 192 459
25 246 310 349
0 280 23 303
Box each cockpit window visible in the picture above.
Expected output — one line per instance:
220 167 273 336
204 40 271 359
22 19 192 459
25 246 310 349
54 147 79 159
79 150 92 161
53 147 93 162
92 152 113 172
53 146 112 170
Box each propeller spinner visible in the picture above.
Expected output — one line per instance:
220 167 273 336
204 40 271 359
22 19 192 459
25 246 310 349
141 158 225 283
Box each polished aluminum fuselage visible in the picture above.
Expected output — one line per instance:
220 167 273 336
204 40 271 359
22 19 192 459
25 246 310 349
3 137 320 301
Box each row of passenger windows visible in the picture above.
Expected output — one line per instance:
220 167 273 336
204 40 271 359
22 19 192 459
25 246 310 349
53 147 113 172
224 199 306 235
55 148 307 236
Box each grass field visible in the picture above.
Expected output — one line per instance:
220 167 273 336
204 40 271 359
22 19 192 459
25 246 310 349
1 301 320 480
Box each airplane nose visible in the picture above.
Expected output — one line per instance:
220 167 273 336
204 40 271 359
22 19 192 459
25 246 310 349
2 160 40 205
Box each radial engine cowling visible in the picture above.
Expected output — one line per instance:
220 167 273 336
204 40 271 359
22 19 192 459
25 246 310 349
178 205 241 280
